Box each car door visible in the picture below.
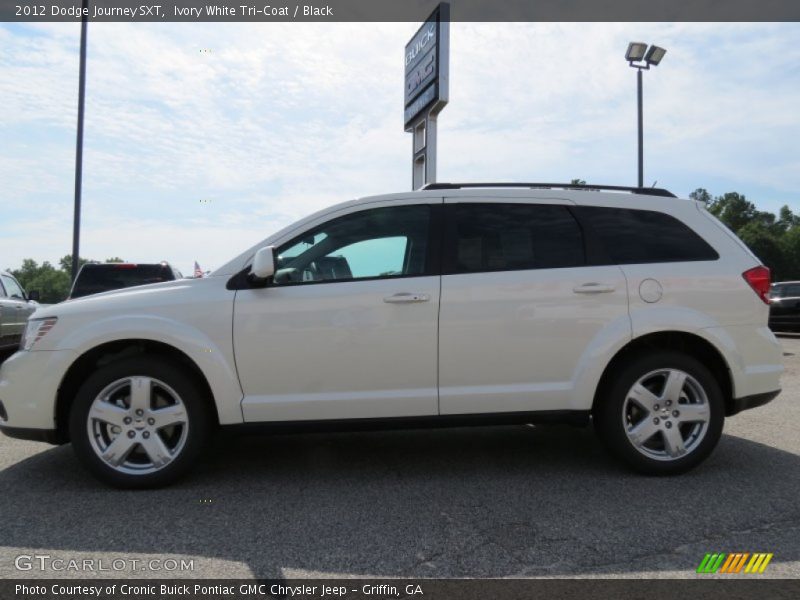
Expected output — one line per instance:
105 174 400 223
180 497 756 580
438 198 630 415
0 274 33 346
0 278 9 348
233 200 442 422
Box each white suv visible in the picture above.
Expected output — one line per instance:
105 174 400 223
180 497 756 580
0 183 783 487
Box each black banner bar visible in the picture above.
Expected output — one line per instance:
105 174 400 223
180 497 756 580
4 579 800 600
2 0 800 22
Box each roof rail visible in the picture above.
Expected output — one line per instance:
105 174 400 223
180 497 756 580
421 182 677 198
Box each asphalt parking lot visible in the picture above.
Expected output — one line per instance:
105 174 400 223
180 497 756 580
1 337 798 580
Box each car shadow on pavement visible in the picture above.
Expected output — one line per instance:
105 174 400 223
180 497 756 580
1 425 798 578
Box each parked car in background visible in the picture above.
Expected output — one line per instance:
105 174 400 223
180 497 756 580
769 281 800 332
0 183 783 487
0 271 39 352
68 262 182 299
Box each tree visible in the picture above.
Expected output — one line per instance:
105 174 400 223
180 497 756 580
689 188 712 204
10 260 71 304
777 205 800 233
737 221 787 280
706 192 759 232
781 227 800 280
59 255 90 274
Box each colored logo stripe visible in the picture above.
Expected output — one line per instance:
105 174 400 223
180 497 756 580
745 553 774 573
697 552 773 574
697 553 726 573
719 553 751 573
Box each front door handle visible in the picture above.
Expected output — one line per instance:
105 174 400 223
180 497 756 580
573 283 615 294
383 293 430 304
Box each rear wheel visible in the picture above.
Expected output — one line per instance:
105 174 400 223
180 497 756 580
594 351 724 474
69 356 211 488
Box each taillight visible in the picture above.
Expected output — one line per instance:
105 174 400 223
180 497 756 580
742 266 771 304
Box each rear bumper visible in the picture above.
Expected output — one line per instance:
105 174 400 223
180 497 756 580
728 389 780 416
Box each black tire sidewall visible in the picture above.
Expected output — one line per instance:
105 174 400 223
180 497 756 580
69 355 211 488
595 351 725 475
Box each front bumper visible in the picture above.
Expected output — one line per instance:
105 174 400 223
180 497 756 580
0 423 60 444
0 349 77 439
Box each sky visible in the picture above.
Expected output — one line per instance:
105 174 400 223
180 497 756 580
1 22 799 275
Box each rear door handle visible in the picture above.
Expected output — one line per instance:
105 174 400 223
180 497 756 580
383 293 430 304
573 283 615 294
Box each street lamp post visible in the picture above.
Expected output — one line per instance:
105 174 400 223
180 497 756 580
71 0 89 283
625 42 666 188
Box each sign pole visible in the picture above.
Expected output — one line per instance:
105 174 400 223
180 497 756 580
404 3 449 190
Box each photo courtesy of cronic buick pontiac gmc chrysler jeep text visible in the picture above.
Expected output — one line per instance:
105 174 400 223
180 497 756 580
0 183 783 487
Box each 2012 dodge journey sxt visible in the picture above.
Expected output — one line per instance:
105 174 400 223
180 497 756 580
0 183 783 487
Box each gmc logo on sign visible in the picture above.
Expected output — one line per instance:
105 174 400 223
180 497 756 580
405 50 436 100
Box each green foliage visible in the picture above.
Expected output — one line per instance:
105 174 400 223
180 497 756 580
10 258 73 304
693 188 800 281
58 255 90 273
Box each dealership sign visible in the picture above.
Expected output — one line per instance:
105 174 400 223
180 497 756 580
404 3 449 128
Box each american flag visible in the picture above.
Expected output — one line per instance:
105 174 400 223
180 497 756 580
194 261 203 278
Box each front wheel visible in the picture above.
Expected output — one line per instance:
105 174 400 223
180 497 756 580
69 356 211 488
594 351 725 475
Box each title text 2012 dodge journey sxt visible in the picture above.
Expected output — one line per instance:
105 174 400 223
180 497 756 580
0 184 783 487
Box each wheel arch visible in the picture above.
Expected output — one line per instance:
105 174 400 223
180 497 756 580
591 331 735 417
55 339 220 443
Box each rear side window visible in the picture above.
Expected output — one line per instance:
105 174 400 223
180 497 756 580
445 203 585 274
573 206 719 264
71 264 174 298
773 284 800 298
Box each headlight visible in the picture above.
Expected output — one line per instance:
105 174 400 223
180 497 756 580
20 317 58 351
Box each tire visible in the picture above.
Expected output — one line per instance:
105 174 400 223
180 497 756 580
593 351 724 475
69 355 212 488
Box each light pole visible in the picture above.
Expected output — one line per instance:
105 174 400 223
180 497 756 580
71 0 89 283
625 42 666 188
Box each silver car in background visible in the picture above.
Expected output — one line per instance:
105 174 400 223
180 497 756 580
0 271 38 353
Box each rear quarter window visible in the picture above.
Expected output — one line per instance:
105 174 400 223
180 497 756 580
573 206 719 264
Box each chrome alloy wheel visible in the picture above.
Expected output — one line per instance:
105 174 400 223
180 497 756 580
86 376 189 475
622 368 711 461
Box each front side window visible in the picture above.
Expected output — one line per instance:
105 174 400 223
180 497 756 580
0 274 24 299
445 203 585 274
273 205 431 284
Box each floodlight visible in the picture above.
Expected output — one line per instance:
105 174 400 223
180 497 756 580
645 45 667 66
625 42 648 62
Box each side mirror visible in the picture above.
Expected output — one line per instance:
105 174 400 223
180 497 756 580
28 290 40 302
251 246 276 280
